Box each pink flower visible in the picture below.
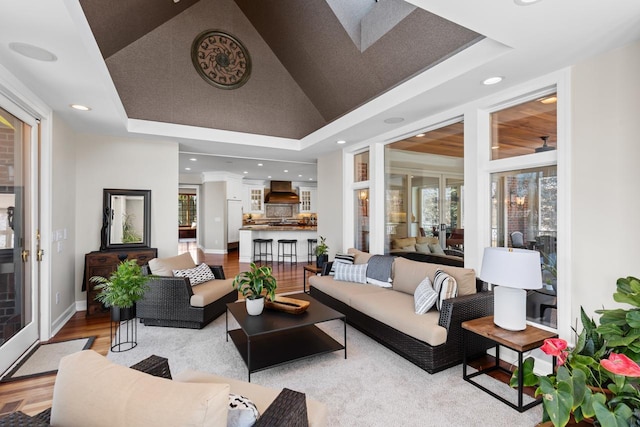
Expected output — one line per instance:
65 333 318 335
557 351 568 366
601 353 640 377
540 338 568 357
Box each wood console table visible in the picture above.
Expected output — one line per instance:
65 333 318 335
83 248 157 317
462 315 557 412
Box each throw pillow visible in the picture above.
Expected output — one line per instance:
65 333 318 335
428 243 446 255
334 262 368 284
228 393 259 427
415 242 432 254
401 245 416 252
329 253 355 275
433 269 458 310
414 276 438 314
173 262 215 286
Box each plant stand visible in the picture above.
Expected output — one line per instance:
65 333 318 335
110 306 138 352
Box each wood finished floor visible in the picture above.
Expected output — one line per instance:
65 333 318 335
0 249 519 416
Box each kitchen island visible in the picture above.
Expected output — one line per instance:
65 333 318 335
239 226 317 263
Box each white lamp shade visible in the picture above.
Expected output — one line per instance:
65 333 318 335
480 247 542 290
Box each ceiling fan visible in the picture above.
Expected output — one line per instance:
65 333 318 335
534 135 555 153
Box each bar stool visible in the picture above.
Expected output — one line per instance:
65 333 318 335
307 238 317 264
253 238 273 264
277 239 297 265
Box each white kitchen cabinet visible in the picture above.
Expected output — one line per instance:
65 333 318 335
298 187 316 213
244 185 264 213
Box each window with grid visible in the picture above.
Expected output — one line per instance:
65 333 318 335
178 194 197 226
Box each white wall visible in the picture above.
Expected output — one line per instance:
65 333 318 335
317 150 344 257
570 40 640 320
50 114 77 325
201 181 226 253
74 134 178 302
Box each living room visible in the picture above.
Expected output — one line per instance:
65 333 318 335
1 0 640 425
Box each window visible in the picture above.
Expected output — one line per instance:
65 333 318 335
489 92 558 329
354 151 369 182
178 193 197 226
384 121 464 252
354 189 369 252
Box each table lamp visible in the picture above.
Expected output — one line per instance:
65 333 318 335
480 247 542 331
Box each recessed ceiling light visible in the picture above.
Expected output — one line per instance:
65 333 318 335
514 0 542 5
284 170 288 173
258 163 263 166
308 178 313 181
540 96 557 104
189 158 197 161
243 171 248 174
70 104 91 111
482 76 503 85
298 174 303 177
268 176 272 179
337 140 346 144
416 133 426 137
185 167 191 171
384 117 405 124
9 42 57 62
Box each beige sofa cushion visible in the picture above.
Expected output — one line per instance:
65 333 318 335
350 291 447 346
392 257 477 296
309 275 389 305
416 236 439 245
347 247 374 264
51 350 229 427
148 252 196 277
391 237 417 249
175 370 327 427
190 278 236 307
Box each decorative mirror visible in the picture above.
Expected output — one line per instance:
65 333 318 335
101 189 151 250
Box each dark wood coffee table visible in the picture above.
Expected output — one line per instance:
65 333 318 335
226 293 346 381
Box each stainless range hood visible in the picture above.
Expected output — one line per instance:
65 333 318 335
264 181 300 204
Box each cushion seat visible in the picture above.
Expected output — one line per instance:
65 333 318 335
309 274 390 305
190 278 235 307
175 370 327 427
350 291 447 346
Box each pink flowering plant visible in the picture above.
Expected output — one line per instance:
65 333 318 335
511 276 640 427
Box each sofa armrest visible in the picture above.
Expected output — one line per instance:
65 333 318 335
254 388 309 427
438 291 494 331
208 265 226 279
137 276 194 320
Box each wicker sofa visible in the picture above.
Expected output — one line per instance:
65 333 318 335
137 252 237 329
0 350 326 426
309 249 493 374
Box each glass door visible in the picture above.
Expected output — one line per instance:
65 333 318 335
0 105 40 375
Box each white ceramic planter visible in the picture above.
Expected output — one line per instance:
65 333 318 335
246 297 265 316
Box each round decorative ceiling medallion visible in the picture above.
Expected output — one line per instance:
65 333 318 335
191 30 251 90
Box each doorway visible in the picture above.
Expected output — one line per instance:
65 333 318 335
0 104 41 375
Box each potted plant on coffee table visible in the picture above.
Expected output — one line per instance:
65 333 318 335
90 259 151 322
315 235 329 268
232 262 277 316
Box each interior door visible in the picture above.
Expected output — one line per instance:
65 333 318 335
0 104 40 376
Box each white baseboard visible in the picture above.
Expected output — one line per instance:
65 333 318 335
76 299 87 312
51 303 78 338
204 248 227 254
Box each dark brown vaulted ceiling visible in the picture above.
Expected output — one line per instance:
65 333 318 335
79 0 483 139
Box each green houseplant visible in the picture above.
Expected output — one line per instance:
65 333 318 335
511 276 640 427
315 236 329 268
90 259 151 321
232 262 277 315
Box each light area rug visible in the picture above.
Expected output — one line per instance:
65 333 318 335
3 336 95 381
108 317 542 426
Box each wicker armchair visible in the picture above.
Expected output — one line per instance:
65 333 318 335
0 355 310 427
137 264 237 329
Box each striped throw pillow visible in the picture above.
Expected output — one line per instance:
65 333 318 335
329 253 355 276
414 276 438 314
433 269 458 310
334 262 368 284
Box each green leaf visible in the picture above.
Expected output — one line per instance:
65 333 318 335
539 375 573 427
627 310 640 328
593 401 633 427
510 357 538 388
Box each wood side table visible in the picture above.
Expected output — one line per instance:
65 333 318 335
462 315 558 412
303 264 322 293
